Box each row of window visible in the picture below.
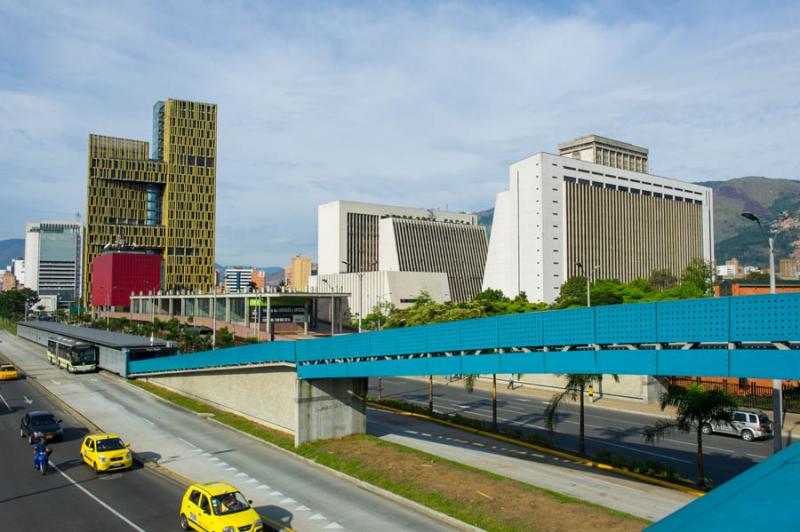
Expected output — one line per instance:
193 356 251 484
564 176 703 204
562 165 703 196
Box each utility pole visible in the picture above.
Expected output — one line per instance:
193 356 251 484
742 212 782 453
211 290 217 349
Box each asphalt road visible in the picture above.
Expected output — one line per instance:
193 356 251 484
0 362 184 531
371 377 773 484
0 331 456 532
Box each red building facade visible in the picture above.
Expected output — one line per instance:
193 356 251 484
91 252 161 308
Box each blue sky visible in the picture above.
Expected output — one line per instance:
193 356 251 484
1 1 798 266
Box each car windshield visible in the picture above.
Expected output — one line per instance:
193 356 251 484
96 438 125 451
31 415 57 427
211 492 250 516
0 365 13 371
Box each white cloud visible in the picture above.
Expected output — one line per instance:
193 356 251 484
0 1 798 266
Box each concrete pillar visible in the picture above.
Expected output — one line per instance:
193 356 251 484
295 377 367 446
168 298 174 318
303 300 309 335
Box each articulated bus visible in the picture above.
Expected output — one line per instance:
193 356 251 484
47 336 98 373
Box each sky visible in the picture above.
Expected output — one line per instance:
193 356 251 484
1 0 798 266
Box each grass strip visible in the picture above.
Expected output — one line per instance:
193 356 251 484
0 317 17 335
131 379 649 531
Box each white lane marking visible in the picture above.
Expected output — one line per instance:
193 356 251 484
747 453 768 459
295 505 310 511
585 438 692 464
140 417 155 426
208 457 220 462
178 437 197 448
51 380 61 385
280 498 296 504
225 467 237 472
257 485 270 490
269 491 283 497
324 523 343 529
404 430 419 435
0 392 10 411
217 461 228 467
23 395 33 404
201 452 211 457
51 461 145 531
235 472 248 478
246 478 258 484
191 449 204 453
309 513 326 521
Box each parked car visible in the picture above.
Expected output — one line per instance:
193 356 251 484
701 409 772 441
80 433 133 473
0 363 19 380
20 411 64 443
179 482 263 532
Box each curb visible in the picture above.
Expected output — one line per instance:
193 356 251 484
368 401 707 498
127 378 481 532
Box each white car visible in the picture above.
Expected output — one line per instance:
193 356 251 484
701 409 772 441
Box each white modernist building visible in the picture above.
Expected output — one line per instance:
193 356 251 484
483 150 714 303
223 267 254 293
315 200 487 318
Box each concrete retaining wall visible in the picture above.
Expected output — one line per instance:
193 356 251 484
142 367 367 445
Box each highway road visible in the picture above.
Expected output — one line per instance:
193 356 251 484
0 331 457 532
0 360 184 531
371 377 772 484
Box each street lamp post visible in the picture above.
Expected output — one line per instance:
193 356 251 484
741 211 782 453
321 279 335 336
575 263 599 307
342 260 376 333
212 290 217 349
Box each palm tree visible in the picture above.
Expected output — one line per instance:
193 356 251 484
463 374 499 431
643 383 737 487
544 374 618 455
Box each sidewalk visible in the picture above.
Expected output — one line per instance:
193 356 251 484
401 375 800 441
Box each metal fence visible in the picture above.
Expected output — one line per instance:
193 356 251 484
669 377 800 413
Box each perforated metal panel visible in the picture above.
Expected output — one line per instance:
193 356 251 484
544 350 596 374
595 303 657 344
295 333 370 362
657 298 729 343
596 350 657 375
370 327 427 357
729 349 800 379
730 293 800 342
497 312 544 348
297 363 329 379
543 308 595 346
655 349 728 377
459 316 500 351
424 321 462 353
129 341 295 374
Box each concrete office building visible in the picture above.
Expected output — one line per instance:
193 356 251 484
779 259 798 280
224 267 253 293
84 99 217 308
559 134 649 174
286 255 313 291
316 200 487 317
483 138 714 303
24 221 83 307
11 258 24 286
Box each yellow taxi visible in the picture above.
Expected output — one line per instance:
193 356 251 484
0 363 19 380
80 433 133 473
180 482 263 532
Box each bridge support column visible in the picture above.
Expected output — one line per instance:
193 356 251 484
295 377 367 446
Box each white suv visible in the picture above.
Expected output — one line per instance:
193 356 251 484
701 409 773 441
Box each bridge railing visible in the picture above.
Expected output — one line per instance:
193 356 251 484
127 293 800 378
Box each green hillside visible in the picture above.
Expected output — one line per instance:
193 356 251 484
0 239 24 270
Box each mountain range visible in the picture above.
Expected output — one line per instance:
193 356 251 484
0 238 23 270
475 175 800 267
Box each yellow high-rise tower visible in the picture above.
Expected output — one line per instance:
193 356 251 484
83 99 217 307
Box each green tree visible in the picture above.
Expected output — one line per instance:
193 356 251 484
643 383 737 487
216 327 236 348
589 279 624 306
745 271 770 281
544 374 618 455
555 276 587 308
681 258 713 295
648 269 678 292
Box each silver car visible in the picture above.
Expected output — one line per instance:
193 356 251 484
701 409 772 441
